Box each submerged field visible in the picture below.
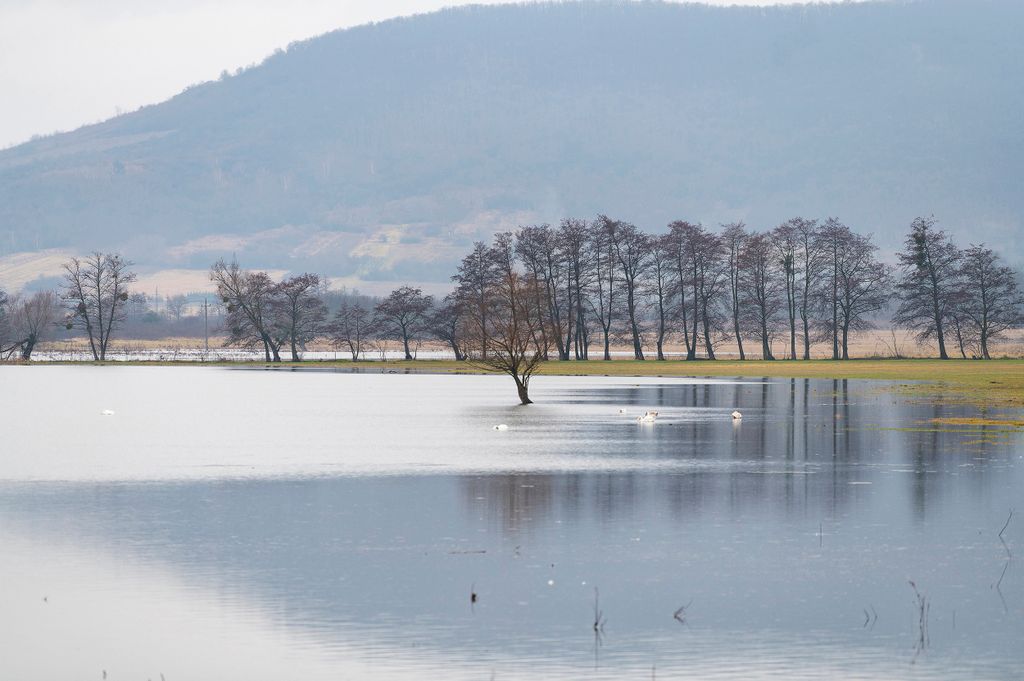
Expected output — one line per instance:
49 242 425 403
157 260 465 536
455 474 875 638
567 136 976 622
310 358 1024 410
1 367 1021 680
23 356 1024 410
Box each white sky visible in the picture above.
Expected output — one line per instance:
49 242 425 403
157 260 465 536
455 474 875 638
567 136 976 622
0 0 828 149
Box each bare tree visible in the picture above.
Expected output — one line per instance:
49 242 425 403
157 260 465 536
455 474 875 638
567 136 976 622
428 294 468 361
452 242 499 358
467 249 547 404
772 221 800 359
61 252 137 361
329 299 375 361
10 291 60 360
272 273 328 361
692 228 728 359
0 289 15 360
165 294 189 321
667 221 699 359
817 218 852 360
894 217 962 359
606 218 651 360
739 232 782 360
720 222 748 360
648 234 675 360
210 259 281 362
791 218 825 360
589 216 620 360
516 225 564 360
835 232 891 359
958 244 1024 359
127 292 150 320
559 218 593 360
375 285 434 360
946 295 977 359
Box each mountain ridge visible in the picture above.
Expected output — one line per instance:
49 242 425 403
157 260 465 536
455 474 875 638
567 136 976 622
1 0 1021 292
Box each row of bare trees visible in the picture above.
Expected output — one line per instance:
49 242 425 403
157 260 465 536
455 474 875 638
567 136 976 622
209 259 447 362
3 215 1019 376
444 215 1022 369
448 216 887 364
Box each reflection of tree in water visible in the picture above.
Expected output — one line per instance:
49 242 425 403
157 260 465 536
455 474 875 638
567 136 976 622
460 378 1003 536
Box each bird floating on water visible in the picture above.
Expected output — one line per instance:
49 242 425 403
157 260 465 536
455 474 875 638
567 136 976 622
100 409 115 416
637 410 658 423
731 411 743 420
494 424 509 431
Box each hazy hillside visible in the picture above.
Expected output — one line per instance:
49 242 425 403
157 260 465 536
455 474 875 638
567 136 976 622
1 0 1022 290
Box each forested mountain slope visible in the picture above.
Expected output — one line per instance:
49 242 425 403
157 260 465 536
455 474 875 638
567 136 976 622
1 0 1021 287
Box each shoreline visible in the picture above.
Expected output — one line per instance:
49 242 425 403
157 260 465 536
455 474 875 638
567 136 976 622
7 357 1024 409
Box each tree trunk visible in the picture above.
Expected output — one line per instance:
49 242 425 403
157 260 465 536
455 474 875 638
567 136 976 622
403 334 412 360
514 376 532 405
20 335 37 361
733 310 744 361
929 267 949 359
603 329 611 361
656 301 666 360
802 315 811 360
632 322 645 360
841 321 850 359
761 320 774 360
703 314 716 360
291 337 300 362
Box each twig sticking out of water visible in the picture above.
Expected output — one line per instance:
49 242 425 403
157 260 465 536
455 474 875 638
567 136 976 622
997 509 1014 561
673 600 693 626
592 587 606 670
862 604 878 629
999 509 1013 539
593 587 606 633
909 581 929 663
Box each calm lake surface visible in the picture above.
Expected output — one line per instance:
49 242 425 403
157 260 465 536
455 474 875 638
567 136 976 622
0 366 1021 679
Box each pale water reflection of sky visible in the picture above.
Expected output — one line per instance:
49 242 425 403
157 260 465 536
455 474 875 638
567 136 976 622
0 368 1021 679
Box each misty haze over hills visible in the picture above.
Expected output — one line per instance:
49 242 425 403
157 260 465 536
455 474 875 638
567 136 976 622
1 0 1021 292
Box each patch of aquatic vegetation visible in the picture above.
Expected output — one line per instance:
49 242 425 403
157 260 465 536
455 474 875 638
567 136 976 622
928 417 1024 429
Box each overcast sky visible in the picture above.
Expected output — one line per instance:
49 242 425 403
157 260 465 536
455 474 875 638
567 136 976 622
1 0 828 149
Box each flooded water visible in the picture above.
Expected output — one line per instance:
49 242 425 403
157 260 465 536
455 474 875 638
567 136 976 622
0 366 1021 679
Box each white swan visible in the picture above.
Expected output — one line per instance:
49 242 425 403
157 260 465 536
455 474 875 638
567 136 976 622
637 410 658 423
100 409 115 416
731 411 743 420
618 408 627 414
494 424 509 431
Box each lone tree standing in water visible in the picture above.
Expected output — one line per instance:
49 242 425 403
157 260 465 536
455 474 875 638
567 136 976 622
61 252 136 361
466 239 548 404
